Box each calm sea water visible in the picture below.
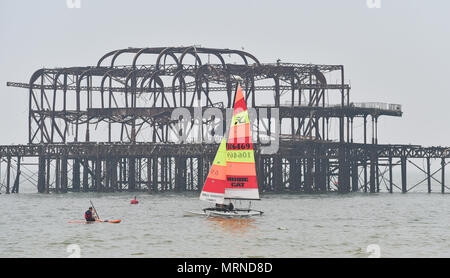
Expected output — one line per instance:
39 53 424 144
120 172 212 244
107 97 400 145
1 191 450 258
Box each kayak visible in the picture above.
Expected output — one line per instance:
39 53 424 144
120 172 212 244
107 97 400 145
68 219 121 224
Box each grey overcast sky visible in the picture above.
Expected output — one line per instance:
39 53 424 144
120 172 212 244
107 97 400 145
0 0 449 146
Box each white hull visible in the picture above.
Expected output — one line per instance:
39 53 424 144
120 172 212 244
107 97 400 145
205 209 263 218
183 210 207 217
184 209 263 218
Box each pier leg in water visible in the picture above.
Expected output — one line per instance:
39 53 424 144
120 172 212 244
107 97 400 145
427 157 431 193
441 158 445 194
401 156 407 193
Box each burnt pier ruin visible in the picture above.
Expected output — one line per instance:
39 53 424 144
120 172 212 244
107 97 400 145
1 47 449 194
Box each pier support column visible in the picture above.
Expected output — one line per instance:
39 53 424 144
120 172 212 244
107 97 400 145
95 157 102 192
55 157 61 193
37 156 46 193
119 158 125 191
427 157 431 193
325 158 330 192
61 156 68 193
82 159 89 192
161 157 167 191
363 158 368 193
257 156 265 192
441 158 445 194
46 158 51 193
369 151 376 193
128 157 136 191
72 159 80 192
316 160 326 192
189 158 194 191
401 156 407 193
389 156 393 193
376 157 380 193
111 158 118 192
153 156 159 192
11 156 21 193
175 157 187 192
90 161 95 190
147 157 153 192
288 158 300 191
104 160 110 191
315 146 327 192
304 152 313 193
6 156 11 194
338 146 350 193
273 156 282 192
351 159 359 192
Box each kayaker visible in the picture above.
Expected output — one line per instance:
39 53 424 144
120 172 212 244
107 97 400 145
85 207 97 222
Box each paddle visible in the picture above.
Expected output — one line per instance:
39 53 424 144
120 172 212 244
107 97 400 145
90 200 102 221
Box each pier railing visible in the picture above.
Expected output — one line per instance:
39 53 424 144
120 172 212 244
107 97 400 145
277 101 402 113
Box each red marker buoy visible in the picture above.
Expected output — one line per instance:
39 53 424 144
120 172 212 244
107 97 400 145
130 196 139 204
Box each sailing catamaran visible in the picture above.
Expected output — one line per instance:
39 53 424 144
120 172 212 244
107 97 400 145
186 84 263 218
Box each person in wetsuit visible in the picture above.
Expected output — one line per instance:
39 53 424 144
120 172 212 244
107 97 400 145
214 202 234 211
85 207 97 222
204 202 235 212
227 202 234 211
214 203 227 211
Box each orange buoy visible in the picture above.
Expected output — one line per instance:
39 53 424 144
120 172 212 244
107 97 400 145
130 196 139 204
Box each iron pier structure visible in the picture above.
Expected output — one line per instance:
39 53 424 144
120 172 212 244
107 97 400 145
1 47 449 194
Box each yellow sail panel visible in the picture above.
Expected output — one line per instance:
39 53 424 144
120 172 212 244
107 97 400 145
200 138 227 204
231 110 250 126
212 139 227 166
226 149 255 163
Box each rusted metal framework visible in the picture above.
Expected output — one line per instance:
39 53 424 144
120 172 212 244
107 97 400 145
1 47 448 194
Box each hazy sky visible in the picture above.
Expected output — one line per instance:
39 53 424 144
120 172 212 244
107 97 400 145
0 0 449 147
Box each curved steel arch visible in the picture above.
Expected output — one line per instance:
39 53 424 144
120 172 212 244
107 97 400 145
178 47 203 69
178 47 227 69
193 64 226 107
105 47 165 68
96 46 260 69
139 70 167 107
132 47 180 69
220 48 260 66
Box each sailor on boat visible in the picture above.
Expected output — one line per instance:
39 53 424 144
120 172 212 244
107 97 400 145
211 202 234 211
227 202 234 211
215 203 227 211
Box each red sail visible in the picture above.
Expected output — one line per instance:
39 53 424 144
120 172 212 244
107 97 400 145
199 138 227 204
224 84 259 200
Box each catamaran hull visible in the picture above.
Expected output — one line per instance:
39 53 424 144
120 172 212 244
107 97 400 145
183 211 207 217
184 210 263 218
205 210 263 218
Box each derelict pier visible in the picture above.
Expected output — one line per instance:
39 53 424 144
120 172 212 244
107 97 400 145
1 47 449 194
